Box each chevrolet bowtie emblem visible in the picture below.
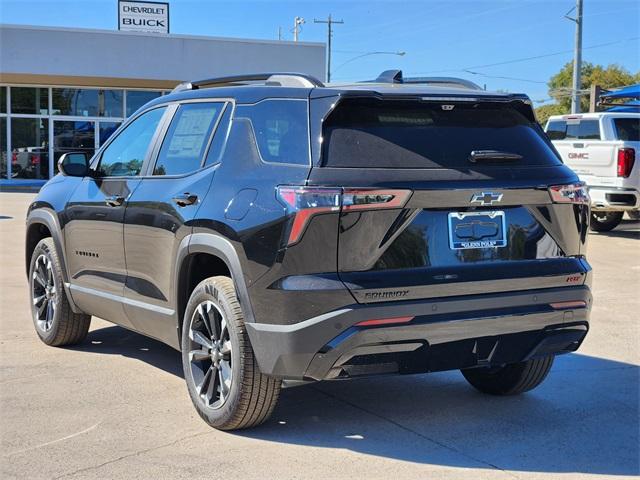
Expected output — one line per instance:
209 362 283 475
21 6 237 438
470 192 503 206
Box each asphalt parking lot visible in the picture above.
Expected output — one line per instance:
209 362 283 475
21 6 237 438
1 192 638 480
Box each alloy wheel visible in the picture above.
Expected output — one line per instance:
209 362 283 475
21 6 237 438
187 300 233 409
32 254 57 332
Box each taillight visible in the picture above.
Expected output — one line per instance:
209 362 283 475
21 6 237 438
617 148 635 178
548 182 590 205
342 189 412 211
276 186 412 245
11 153 17 164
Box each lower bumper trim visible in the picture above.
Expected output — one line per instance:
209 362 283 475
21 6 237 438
246 285 592 380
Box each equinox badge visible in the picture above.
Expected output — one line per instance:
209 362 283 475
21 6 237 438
470 192 503 206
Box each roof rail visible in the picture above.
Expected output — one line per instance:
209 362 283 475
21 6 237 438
370 70 482 90
172 72 324 92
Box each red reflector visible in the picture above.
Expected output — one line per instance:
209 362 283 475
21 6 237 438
617 148 635 178
355 316 415 327
549 300 587 310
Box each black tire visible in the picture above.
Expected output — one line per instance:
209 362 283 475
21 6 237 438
461 356 554 395
181 276 281 430
590 211 623 232
28 238 91 346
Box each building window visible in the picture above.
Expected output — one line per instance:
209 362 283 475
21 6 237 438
0 118 7 178
0 87 6 114
1 85 166 181
53 120 96 165
10 87 49 115
11 118 49 180
52 88 123 117
126 90 162 116
99 121 122 145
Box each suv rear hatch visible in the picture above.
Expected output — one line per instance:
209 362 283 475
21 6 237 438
306 95 590 304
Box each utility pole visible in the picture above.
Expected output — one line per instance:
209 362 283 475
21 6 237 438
566 0 583 113
293 16 305 42
278 26 282 41
314 14 344 82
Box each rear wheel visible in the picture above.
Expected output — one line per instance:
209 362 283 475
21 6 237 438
461 356 554 395
590 211 623 232
181 276 281 430
29 238 91 346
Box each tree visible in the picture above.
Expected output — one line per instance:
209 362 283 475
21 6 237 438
535 103 566 125
548 61 640 112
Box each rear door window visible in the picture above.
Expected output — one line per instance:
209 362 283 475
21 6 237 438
153 102 223 176
322 99 561 168
613 118 640 141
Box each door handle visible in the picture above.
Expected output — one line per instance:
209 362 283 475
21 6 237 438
105 195 125 207
173 193 198 207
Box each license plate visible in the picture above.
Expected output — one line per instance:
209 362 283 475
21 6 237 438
448 211 507 250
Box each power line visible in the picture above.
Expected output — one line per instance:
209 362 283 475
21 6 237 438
410 36 639 75
463 70 547 84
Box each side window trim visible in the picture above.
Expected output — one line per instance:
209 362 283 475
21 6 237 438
141 103 179 176
91 104 172 177
145 100 227 178
204 101 234 167
200 102 229 167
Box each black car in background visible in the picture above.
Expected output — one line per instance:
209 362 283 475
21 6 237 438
25 71 593 430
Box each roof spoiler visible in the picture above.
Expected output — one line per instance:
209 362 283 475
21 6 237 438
370 70 483 91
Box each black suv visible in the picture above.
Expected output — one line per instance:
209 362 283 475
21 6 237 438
26 71 593 430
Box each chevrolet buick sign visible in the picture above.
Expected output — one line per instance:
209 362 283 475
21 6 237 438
118 1 169 34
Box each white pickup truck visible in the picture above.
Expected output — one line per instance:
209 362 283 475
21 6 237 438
545 112 639 231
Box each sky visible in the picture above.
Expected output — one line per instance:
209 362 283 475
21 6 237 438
1 0 638 104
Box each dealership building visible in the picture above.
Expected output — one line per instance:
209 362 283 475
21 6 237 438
0 24 326 187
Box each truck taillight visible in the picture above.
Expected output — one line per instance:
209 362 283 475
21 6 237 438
617 148 635 178
277 186 412 245
548 182 590 205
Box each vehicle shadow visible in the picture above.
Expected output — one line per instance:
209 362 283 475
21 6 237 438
589 220 640 239
73 324 639 476
70 324 184 378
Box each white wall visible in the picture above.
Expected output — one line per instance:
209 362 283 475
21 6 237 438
0 24 326 83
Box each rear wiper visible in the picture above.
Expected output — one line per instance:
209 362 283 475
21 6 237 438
469 150 523 163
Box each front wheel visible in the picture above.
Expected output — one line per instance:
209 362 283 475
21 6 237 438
181 276 281 430
29 238 91 346
590 211 623 232
461 356 554 395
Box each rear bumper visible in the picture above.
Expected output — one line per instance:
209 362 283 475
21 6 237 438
246 285 592 380
589 186 640 211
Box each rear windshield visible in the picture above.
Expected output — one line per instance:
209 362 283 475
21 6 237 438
613 118 640 141
322 99 561 168
546 119 601 140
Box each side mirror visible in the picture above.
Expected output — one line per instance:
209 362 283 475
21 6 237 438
58 152 90 177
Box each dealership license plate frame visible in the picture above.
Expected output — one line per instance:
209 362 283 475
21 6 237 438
448 210 507 250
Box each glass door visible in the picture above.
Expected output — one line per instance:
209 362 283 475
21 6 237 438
52 120 96 166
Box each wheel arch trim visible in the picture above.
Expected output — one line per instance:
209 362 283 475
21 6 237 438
26 208 82 313
175 232 256 338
